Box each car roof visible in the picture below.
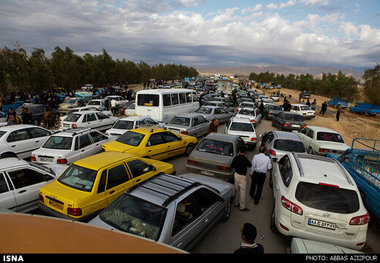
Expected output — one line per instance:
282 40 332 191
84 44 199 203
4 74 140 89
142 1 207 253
0 124 41 132
272 131 302 141
127 174 199 207
51 128 95 137
292 153 355 189
0 157 29 170
230 117 252 123
205 133 240 142
73 152 138 170
306 126 340 133
173 113 205 118
131 126 167 134
118 116 149 121
69 110 103 115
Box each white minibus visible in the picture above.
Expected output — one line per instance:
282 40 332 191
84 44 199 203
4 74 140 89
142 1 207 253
135 89 199 123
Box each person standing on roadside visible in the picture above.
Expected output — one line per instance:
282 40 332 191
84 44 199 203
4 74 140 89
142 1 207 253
320 101 327 115
231 146 252 211
250 146 272 205
336 104 342 121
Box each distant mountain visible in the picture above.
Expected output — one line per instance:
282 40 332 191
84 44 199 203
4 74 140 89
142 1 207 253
196 65 363 79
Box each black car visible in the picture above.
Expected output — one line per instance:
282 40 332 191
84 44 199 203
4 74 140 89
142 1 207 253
271 112 306 131
263 103 283 120
15 104 59 126
299 91 311 99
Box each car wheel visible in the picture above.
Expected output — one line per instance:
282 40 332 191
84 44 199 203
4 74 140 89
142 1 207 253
307 147 313 154
270 203 279 233
185 143 195 156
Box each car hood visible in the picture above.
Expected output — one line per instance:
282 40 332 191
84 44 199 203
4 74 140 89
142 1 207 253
44 164 68 177
180 173 234 197
106 128 128 136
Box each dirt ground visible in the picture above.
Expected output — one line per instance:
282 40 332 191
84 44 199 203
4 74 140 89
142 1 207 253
129 83 380 146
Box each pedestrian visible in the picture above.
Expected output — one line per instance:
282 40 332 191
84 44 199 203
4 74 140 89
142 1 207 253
110 98 117 115
306 99 311 107
234 223 264 254
250 146 272 205
311 99 316 111
208 118 219 134
231 146 252 212
336 104 342 121
320 101 327 115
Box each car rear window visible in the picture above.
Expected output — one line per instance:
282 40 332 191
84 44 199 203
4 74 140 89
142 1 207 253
239 109 254 116
273 139 305 152
64 114 81 122
169 116 190 126
43 136 73 150
196 139 234 156
113 120 134 130
99 194 166 241
295 182 359 214
317 132 344 143
116 131 145 146
284 114 303 121
230 122 254 132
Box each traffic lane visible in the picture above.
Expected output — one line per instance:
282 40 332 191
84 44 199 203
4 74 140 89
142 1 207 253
167 118 291 253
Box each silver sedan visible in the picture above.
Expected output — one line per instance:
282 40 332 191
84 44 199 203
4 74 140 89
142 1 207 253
165 113 210 137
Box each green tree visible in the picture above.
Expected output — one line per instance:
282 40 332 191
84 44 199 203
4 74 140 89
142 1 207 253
363 64 380 104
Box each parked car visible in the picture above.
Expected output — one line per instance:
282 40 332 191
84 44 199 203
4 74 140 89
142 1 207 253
58 97 87 114
237 102 255 113
186 133 246 182
60 111 118 131
38 152 175 221
0 157 67 212
270 153 369 250
0 125 52 159
260 131 306 161
263 103 283 120
272 112 306 131
87 99 108 111
225 117 257 149
89 173 234 251
290 104 315 119
271 93 280 102
15 103 60 126
203 101 234 112
195 106 233 123
165 113 210 138
290 238 363 254
299 91 311 99
60 106 112 121
105 95 128 107
235 107 262 127
121 102 136 117
102 127 197 161
294 126 349 156
31 128 112 165
105 116 158 137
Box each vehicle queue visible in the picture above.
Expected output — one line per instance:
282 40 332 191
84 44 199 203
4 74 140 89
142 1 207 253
0 81 373 253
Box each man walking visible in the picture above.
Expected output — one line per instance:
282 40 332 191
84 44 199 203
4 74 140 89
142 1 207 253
231 146 252 211
208 118 219 134
250 146 272 205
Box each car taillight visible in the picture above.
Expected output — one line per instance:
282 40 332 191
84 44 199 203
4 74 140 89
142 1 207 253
72 124 77 128
218 166 231 171
67 207 82 217
350 213 370 225
303 113 306 115
281 196 303 215
319 148 329 153
31 156 36 162
39 194 44 203
301 124 307 128
269 149 276 156
251 137 257 141
187 159 198 166
181 130 188 135
57 158 67 164
250 119 255 122
284 123 290 127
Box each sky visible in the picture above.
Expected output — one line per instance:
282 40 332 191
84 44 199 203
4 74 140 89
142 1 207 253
0 0 379 71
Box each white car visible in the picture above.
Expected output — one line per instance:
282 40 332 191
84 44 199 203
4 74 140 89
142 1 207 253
271 94 280 102
225 117 257 149
237 102 255 113
122 102 136 117
105 116 158 136
60 111 118 131
0 157 67 212
0 125 52 159
105 95 128 107
31 128 112 165
290 104 315 119
270 153 369 250
294 126 349 156
60 106 113 121
235 107 262 127
87 99 107 111
291 238 363 254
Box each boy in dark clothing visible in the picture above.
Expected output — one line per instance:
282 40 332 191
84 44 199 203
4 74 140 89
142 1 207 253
234 223 264 254
231 146 251 211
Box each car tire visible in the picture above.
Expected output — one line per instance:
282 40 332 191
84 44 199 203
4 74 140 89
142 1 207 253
270 203 279 233
307 147 313 154
185 143 195 156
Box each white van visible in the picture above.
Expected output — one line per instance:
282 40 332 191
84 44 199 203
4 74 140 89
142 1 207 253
135 89 199 123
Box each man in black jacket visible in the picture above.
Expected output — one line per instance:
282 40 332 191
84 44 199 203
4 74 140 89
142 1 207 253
231 146 251 211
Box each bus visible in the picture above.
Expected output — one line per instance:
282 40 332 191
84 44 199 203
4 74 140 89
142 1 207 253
135 89 199 123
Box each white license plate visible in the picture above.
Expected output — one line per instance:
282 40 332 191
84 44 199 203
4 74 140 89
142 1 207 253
308 218 336 230
292 124 300 127
63 123 70 127
201 170 215 176
40 157 53 162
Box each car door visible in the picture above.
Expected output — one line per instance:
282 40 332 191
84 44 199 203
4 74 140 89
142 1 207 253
89 131 109 153
7 167 53 212
78 133 95 159
145 133 168 160
0 172 17 210
104 163 134 205
27 127 51 149
161 131 185 158
85 113 98 129
125 159 157 185
96 112 113 130
170 188 225 250
6 128 36 159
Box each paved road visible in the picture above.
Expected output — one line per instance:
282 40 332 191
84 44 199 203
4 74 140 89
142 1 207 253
166 118 380 254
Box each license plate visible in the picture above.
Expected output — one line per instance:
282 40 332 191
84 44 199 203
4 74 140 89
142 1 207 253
292 124 300 127
201 170 214 176
40 157 53 162
63 123 70 127
308 218 336 230
49 200 63 210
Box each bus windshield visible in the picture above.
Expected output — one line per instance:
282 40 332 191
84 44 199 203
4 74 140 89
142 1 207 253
137 94 159 107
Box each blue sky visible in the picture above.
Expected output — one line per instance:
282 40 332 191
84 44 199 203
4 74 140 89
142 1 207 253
0 0 379 71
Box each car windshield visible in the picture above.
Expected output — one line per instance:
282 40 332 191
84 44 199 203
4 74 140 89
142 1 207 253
43 136 73 150
88 101 101 105
317 132 345 143
58 164 97 192
295 182 359 214
99 194 166 241
169 116 190 126
196 139 234 156
239 109 254 116
230 122 254 132
283 114 303 121
64 114 81 122
116 131 145 146
65 99 77 104
196 107 212 114
113 120 134 130
273 139 305 152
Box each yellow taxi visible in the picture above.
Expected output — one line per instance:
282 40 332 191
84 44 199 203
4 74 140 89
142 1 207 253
102 127 197 160
38 151 174 221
